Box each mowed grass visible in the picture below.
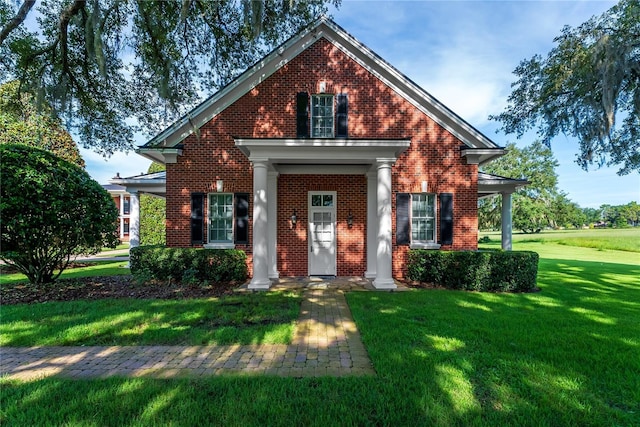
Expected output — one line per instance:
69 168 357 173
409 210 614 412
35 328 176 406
0 261 130 286
1 229 639 426
0 292 302 346
480 227 640 252
347 256 639 425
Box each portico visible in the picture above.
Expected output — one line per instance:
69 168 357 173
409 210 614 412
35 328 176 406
234 138 410 289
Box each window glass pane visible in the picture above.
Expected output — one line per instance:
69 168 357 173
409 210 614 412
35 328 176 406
312 195 322 206
208 194 233 243
411 194 435 242
311 95 334 137
323 195 333 206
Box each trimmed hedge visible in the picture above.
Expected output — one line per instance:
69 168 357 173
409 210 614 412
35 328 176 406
130 246 248 285
407 250 539 292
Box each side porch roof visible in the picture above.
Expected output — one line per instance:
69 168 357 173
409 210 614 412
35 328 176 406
478 172 530 197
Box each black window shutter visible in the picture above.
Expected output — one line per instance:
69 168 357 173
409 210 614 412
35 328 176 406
439 193 453 245
234 193 249 244
336 93 348 137
296 92 309 138
396 193 410 245
190 193 204 245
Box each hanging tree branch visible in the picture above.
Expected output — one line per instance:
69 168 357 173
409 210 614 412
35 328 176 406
0 0 36 46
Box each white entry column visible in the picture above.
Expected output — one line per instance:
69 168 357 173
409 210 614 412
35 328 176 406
129 190 140 248
373 159 396 289
501 191 513 251
267 171 279 279
365 170 377 278
249 160 271 289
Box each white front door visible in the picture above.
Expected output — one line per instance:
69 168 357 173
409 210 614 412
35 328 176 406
308 191 336 276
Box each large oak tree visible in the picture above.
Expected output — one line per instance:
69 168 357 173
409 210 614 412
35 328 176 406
0 0 338 155
0 80 85 166
491 0 640 175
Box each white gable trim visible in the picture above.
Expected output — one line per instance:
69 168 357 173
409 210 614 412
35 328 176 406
139 17 500 161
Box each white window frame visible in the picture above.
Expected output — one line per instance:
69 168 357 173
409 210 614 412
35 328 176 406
410 193 441 250
204 193 235 249
311 94 334 138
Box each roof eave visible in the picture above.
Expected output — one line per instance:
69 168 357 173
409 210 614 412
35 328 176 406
136 147 183 165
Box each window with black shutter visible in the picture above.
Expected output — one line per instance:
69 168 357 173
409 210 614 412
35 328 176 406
396 192 447 248
296 92 309 138
336 93 348 137
439 193 453 245
234 193 249 244
396 193 410 245
190 193 204 245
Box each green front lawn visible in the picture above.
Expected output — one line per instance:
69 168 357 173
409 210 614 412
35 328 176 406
0 293 301 346
1 230 639 426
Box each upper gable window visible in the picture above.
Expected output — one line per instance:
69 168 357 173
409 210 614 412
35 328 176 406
311 95 334 138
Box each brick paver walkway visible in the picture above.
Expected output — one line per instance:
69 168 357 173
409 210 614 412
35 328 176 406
1 279 406 380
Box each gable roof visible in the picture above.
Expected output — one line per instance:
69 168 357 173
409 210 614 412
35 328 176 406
138 17 502 164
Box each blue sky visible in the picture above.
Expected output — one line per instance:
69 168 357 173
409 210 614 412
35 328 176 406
83 0 639 208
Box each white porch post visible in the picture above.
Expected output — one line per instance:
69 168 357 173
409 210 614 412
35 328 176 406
501 191 513 251
373 160 396 289
129 190 140 248
267 171 279 279
249 160 271 289
365 170 377 278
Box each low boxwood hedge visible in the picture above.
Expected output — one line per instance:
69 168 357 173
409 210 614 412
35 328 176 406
130 245 248 285
406 250 539 292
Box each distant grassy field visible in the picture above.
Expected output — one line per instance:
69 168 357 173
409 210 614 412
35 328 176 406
480 228 640 253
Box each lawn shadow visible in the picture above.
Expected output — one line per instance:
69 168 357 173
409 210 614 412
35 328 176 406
1 292 302 347
345 255 640 425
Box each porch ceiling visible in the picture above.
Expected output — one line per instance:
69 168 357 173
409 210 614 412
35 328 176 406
234 138 411 165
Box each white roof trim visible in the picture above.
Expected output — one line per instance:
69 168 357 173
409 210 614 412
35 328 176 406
235 138 410 164
140 17 500 157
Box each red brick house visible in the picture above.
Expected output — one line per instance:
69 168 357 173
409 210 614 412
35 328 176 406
103 183 131 242
112 18 526 289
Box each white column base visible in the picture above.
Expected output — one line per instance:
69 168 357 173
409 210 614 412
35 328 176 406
248 278 272 290
373 278 397 289
364 271 376 279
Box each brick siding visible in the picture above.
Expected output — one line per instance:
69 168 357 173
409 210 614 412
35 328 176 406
165 38 478 278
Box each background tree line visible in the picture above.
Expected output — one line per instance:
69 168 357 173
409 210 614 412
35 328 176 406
479 141 640 233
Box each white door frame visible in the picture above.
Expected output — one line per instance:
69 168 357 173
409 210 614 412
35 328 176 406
308 191 337 276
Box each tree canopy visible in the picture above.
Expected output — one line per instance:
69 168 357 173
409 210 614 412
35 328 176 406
0 143 119 285
491 0 640 175
0 80 84 166
0 0 338 156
